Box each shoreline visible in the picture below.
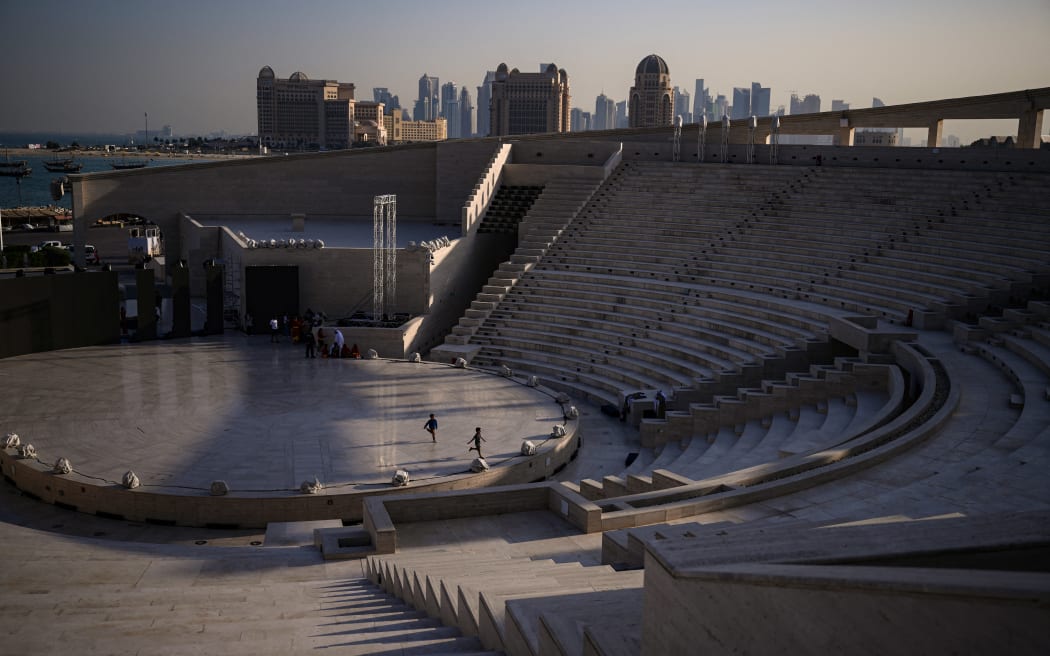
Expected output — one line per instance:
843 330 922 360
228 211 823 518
3 147 256 161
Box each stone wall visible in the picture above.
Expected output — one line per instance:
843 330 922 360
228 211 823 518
641 559 1050 655
73 145 442 267
238 245 430 318
435 141 500 224
0 270 119 358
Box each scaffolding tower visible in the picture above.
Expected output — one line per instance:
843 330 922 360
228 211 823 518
373 194 397 322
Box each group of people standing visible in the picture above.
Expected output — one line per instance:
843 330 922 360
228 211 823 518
260 310 365 360
305 325 361 359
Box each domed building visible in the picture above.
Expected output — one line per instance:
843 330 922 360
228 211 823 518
256 66 357 150
628 54 673 128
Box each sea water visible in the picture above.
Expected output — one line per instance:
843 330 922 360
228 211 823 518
0 154 194 210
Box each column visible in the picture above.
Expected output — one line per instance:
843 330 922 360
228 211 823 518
926 119 943 148
1017 109 1045 149
135 268 156 340
171 263 191 338
205 264 224 335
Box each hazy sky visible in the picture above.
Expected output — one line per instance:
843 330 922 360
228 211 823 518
2 0 1048 142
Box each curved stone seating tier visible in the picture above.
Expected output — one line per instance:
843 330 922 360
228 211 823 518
490 296 797 357
520 269 844 333
739 331 1050 532
468 352 634 408
661 250 951 309
635 379 898 495
577 360 902 500
536 258 918 322
483 307 769 365
473 276 840 404
563 163 1050 329
504 275 828 342
692 245 989 304
705 414 794 473
970 341 1050 450
473 342 678 395
471 327 704 388
1002 331 1050 379
878 245 1039 287
473 317 737 381
585 342 954 531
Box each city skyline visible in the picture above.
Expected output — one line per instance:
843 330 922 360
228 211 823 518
1 0 1048 143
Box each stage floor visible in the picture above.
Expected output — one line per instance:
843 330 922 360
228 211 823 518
4 334 567 494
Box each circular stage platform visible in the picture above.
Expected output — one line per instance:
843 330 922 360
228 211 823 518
1 335 579 527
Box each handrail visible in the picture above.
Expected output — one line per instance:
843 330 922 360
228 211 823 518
461 142 512 234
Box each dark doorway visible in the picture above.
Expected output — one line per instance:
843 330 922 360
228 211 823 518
245 266 299 334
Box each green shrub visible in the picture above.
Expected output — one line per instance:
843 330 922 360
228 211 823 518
27 246 72 268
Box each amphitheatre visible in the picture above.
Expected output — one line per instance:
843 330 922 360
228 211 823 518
2 87 1049 654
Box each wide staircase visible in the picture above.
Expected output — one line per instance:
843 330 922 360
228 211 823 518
0 519 497 656
366 546 643 655
437 176 604 355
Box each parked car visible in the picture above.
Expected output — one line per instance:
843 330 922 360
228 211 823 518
19 223 36 232
32 240 63 252
84 244 100 265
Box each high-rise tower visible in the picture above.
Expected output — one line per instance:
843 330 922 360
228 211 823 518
460 87 475 138
476 71 495 137
594 93 615 131
414 74 439 122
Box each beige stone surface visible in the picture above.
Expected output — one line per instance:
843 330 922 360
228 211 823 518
3 335 565 493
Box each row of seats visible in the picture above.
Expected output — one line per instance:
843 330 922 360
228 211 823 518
477 185 544 234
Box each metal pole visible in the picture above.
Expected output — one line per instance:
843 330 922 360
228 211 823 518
720 113 730 163
770 114 780 165
672 115 683 162
697 114 707 163
746 115 757 164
